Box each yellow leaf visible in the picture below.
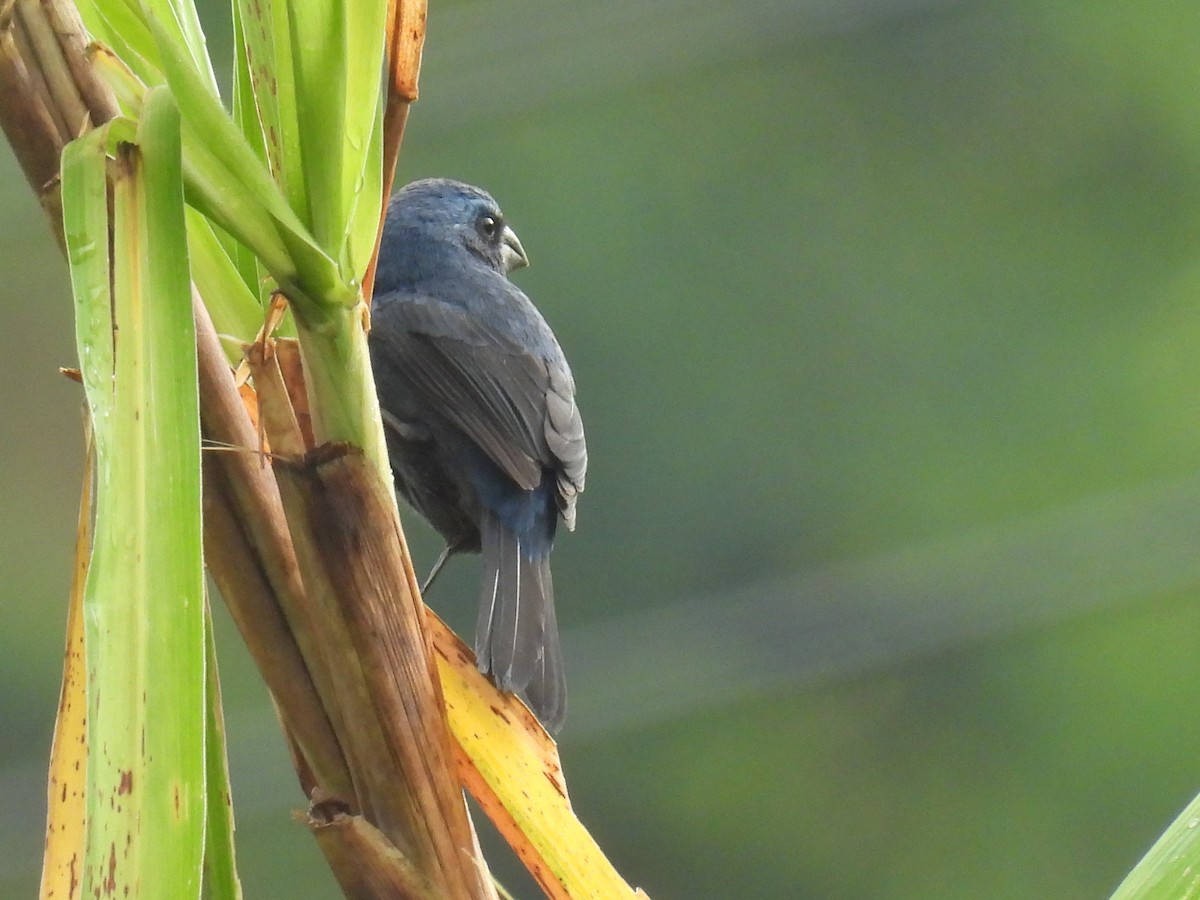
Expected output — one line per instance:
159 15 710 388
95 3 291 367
432 613 649 900
39 436 93 900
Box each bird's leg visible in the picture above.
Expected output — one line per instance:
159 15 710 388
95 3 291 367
421 540 460 595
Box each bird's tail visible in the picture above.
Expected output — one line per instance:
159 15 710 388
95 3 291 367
475 510 566 732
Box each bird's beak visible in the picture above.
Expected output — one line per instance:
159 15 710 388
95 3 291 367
500 225 529 272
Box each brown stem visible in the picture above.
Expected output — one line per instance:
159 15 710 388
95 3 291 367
276 445 485 897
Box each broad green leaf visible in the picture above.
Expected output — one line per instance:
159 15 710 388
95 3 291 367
64 87 207 898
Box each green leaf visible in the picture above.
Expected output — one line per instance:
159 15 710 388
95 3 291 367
343 74 384 283
177 121 296 282
63 128 113 408
139 0 219 96
141 8 344 304
284 0 386 282
185 206 265 345
202 603 243 900
64 86 207 898
234 0 309 225
339 0 387 281
1111 792 1200 899
288 1 347 255
76 0 164 88
226 1 274 299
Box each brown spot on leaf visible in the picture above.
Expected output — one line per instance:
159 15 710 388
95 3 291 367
117 770 133 795
543 769 567 799
105 841 117 893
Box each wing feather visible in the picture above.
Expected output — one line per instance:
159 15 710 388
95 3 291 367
371 292 587 511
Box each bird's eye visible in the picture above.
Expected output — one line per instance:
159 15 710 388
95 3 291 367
478 214 500 239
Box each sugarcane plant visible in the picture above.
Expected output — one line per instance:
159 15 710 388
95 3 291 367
0 0 646 897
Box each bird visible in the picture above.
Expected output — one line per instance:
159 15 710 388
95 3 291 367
368 178 586 732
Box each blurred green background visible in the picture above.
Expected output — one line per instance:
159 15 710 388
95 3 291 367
6 0 1200 897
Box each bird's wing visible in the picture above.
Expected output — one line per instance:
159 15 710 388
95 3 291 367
372 292 586 509
544 362 585 529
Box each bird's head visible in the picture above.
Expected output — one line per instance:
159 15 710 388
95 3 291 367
382 178 529 277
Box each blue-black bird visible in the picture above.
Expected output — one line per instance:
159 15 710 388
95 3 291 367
368 178 586 732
